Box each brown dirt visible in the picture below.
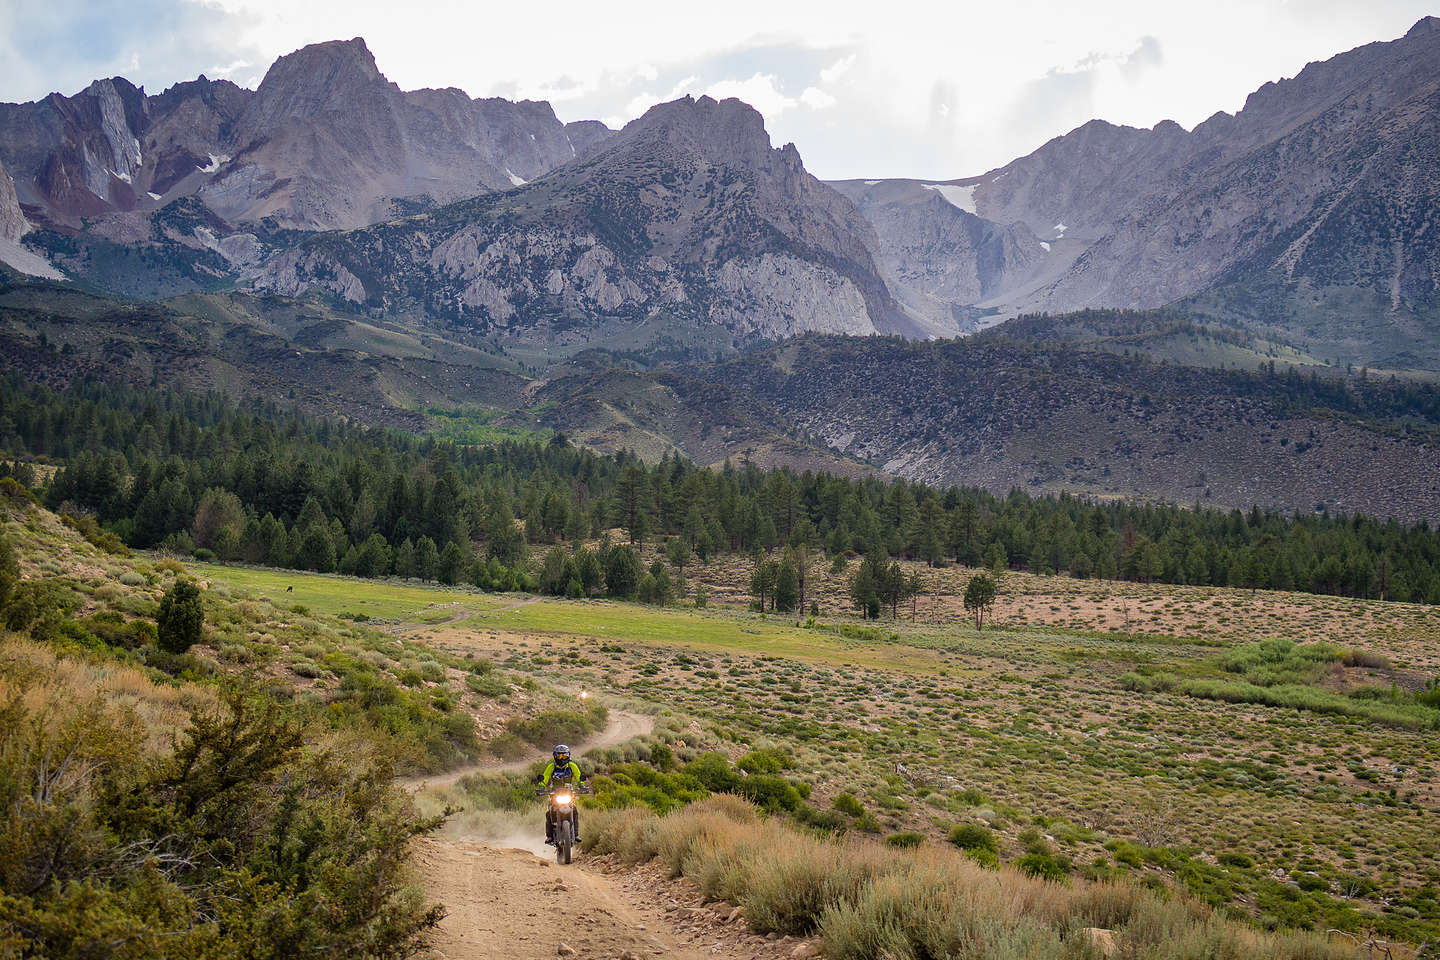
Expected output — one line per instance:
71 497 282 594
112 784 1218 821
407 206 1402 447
414 839 817 960
415 837 704 960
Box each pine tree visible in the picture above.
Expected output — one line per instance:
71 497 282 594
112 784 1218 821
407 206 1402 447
539 546 569 595
774 552 799 613
604 546 641 599
750 556 777 611
575 547 603 596
437 540 466 585
395 538 418 579
295 524 337 573
963 573 997 630
416 536 439 581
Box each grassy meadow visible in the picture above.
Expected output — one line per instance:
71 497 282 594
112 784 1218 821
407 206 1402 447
5 498 1438 955
180 553 1440 946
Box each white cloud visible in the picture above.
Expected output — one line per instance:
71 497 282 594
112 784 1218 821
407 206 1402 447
703 73 796 117
800 86 837 110
819 53 857 85
206 59 252 78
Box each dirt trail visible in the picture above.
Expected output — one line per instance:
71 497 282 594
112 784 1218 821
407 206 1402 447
415 838 733 960
400 709 654 791
405 709 769 960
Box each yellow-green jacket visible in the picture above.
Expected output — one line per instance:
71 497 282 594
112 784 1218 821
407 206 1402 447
541 760 582 787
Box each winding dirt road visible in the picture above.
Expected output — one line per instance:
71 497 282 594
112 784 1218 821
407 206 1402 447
404 709 761 960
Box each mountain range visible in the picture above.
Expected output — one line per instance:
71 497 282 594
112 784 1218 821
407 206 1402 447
2 20 1437 365
0 22 1438 520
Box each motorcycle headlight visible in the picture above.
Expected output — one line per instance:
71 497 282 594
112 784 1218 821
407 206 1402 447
555 793 573 805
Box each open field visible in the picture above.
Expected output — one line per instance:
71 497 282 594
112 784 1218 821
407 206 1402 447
181 557 1440 944
185 560 507 622
6 503 1438 951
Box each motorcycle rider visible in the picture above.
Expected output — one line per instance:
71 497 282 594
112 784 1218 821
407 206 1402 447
540 744 584 845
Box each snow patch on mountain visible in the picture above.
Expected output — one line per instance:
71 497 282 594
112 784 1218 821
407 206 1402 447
923 183 976 214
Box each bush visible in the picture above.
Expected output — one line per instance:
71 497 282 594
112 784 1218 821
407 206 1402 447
585 800 1351 960
0 676 444 958
589 763 708 814
465 672 511 699
686 752 742 793
833 792 866 817
883 832 925 848
739 774 802 813
737 747 790 774
1016 851 1071 883
947 822 998 854
504 705 608 748
80 611 156 650
156 579 205 653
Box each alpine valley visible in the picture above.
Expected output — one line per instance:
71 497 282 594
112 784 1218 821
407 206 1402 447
2 23 1439 522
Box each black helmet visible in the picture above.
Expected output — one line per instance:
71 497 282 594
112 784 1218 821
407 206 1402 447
553 744 571 766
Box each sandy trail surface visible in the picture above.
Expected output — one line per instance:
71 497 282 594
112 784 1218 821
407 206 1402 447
414 838 736 960
403 708 742 959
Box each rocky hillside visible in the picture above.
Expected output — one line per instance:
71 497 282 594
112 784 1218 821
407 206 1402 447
844 18 1440 368
673 336 1440 523
0 158 62 280
3 273 1436 520
248 95 913 344
829 178 1047 334
0 159 27 244
0 38 607 233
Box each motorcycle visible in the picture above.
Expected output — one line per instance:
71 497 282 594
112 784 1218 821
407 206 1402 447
536 780 589 864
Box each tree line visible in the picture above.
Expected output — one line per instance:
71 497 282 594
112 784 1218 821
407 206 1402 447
3 376 1439 605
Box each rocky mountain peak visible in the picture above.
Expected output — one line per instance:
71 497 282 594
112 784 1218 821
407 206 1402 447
259 37 383 90
1406 15 1440 38
623 95 772 165
248 38 386 123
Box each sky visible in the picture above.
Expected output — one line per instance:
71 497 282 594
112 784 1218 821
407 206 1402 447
0 0 1433 180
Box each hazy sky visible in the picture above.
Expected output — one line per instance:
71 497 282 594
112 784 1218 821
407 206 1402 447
1 0 1433 179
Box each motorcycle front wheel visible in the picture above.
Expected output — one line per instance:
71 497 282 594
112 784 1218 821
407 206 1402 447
556 819 572 865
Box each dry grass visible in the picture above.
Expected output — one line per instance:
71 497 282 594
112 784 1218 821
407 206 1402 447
0 634 215 753
587 798 1363 960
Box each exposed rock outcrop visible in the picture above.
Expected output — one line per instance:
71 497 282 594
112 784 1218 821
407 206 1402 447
0 157 63 279
0 158 27 243
249 95 910 342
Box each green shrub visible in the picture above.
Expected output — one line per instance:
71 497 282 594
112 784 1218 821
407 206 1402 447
589 763 708 814
740 774 803 812
80 610 156 649
1179 678 1440 731
833 792 866 817
465 672 511 698
156 579 205 653
504 705 608 747
1016 851 1070 883
947 822 998 855
738 747 790 774
0 682 444 958
883 832 925 848
687 752 742 793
